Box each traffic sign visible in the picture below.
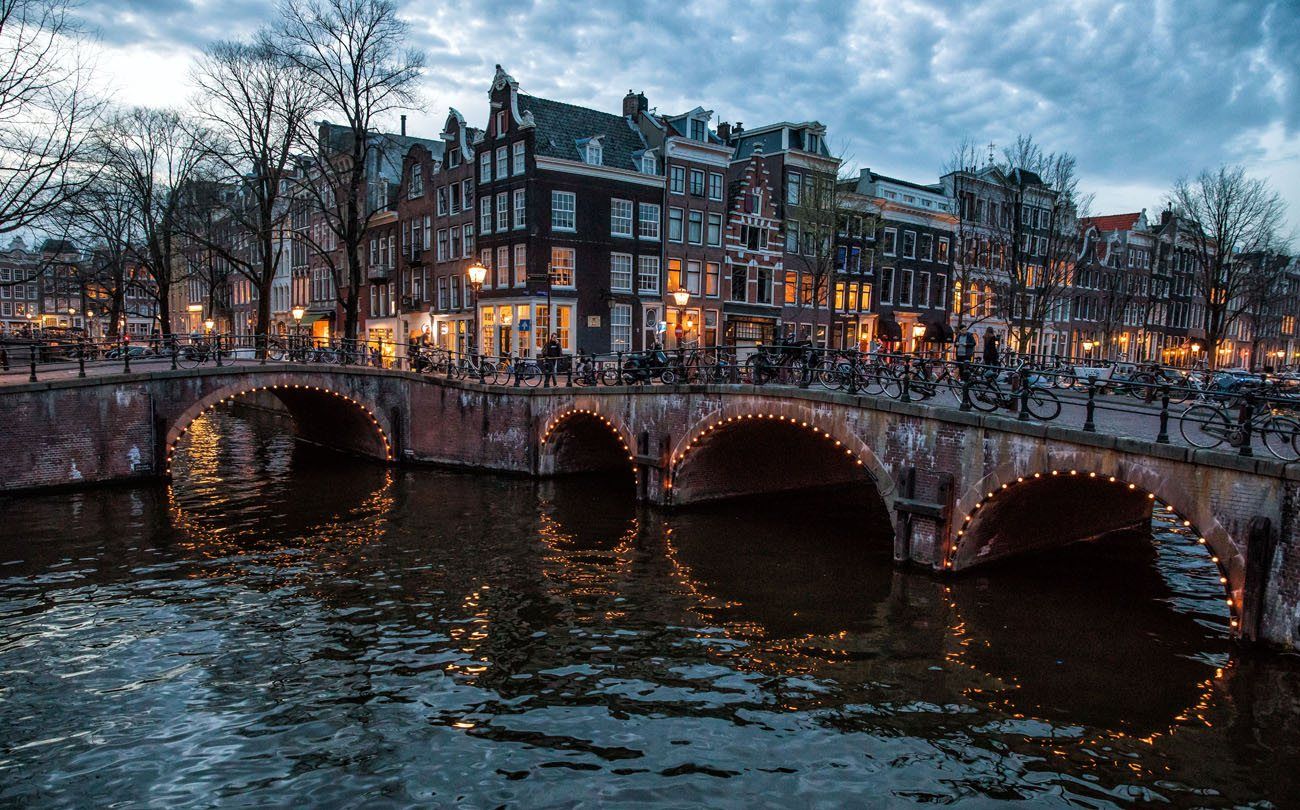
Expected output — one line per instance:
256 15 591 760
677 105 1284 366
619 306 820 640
518 319 531 332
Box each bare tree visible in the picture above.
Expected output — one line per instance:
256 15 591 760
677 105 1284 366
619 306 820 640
942 137 995 335
0 0 98 243
1168 165 1287 368
188 40 316 344
785 165 858 346
57 178 137 337
269 0 424 341
1238 248 1292 371
96 108 210 338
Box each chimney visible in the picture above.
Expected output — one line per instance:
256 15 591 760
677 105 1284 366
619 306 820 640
734 121 744 135
400 114 407 137
716 121 731 142
622 90 647 118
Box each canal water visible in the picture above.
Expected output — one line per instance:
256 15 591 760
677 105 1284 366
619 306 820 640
2 407 1298 807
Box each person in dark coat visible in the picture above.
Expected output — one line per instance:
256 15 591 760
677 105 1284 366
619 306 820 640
982 327 1000 367
542 332 562 387
955 328 977 378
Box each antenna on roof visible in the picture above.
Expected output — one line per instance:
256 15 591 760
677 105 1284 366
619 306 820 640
986 141 995 166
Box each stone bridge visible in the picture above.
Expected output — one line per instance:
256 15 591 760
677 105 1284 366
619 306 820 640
2 364 1298 650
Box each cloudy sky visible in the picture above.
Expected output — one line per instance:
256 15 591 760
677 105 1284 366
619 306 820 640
79 0 1300 234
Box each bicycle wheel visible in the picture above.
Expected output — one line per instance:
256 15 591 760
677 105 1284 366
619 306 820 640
967 379 1001 412
178 348 200 370
877 367 902 399
519 363 542 387
1259 415 1300 461
817 361 846 391
1025 386 1062 421
1179 404 1230 449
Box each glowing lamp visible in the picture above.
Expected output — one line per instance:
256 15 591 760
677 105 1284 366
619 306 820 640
467 263 488 286
672 289 690 308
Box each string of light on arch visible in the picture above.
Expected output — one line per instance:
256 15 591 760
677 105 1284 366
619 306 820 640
949 468 1239 630
667 411 865 489
166 384 394 475
539 407 636 468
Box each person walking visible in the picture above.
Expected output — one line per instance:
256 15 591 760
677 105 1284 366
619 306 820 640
982 327 1001 368
542 332 562 387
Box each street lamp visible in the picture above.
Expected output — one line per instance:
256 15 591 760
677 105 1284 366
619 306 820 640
1082 340 1094 356
671 288 690 347
467 262 487 358
204 319 214 333
291 306 304 353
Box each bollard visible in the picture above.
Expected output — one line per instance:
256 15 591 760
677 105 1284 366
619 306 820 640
1017 367 1031 420
959 363 973 411
29 344 37 383
1156 385 1171 443
1083 379 1097 432
514 355 522 387
1238 396 1254 457
123 341 131 374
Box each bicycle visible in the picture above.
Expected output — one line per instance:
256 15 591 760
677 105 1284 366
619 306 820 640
966 365 1062 420
1179 395 1300 460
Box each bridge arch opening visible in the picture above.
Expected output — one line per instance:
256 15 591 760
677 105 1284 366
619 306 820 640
668 410 890 520
539 407 636 485
949 469 1240 632
165 383 393 476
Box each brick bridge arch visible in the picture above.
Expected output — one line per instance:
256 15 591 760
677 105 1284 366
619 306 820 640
664 399 895 517
951 462 1244 631
164 376 395 474
537 403 636 479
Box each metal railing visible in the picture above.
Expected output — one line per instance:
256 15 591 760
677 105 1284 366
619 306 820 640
5 335 1299 460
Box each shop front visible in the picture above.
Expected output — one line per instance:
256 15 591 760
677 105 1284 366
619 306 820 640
477 299 574 358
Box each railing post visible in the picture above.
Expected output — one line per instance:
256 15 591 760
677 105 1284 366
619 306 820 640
1017 367 1031 421
847 352 859 396
1156 385 1171 444
566 354 574 387
122 339 131 374
1083 379 1097 432
78 340 86 378
900 358 911 401
959 362 973 411
29 344 37 383
1238 396 1255 457
215 334 223 367
513 354 522 387
170 339 178 371
259 333 267 365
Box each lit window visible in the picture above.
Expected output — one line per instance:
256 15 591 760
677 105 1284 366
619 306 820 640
550 247 575 286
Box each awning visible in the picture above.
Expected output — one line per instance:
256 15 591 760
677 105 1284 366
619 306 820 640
298 311 331 326
922 316 954 342
877 317 903 341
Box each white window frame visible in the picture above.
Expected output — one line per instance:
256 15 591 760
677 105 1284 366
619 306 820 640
479 152 491 183
551 191 576 232
550 247 576 288
480 196 492 233
513 189 526 229
495 191 509 232
512 141 525 175
610 198 634 237
638 203 660 240
637 255 659 294
610 303 632 352
610 252 633 292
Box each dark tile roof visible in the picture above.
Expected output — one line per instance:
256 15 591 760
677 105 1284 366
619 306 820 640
518 94 648 171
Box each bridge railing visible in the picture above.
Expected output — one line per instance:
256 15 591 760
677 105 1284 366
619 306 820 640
6 334 1300 460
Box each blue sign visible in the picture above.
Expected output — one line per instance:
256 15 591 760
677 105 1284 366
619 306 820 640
517 319 531 332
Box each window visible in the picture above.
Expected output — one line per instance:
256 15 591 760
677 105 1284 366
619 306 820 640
934 274 947 309
479 152 491 183
689 169 705 196
550 247 575 286
882 228 897 256
585 141 602 165
551 191 576 231
685 260 701 295
638 203 660 239
513 189 526 229
462 179 473 207
496 246 509 288
512 141 525 175
610 253 633 292
937 237 950 264
880 267 894 303
920 233 933 262
669 166 685 194
786 171 801 205
463 224 474 256
1021 207 1031 225
480 196 492 233
667 258 682 292
707 213 722 246
705 262 720 297
786 221 799 253
480 248 492 288
640 153 655 174
756 267 772 304
514 244 527 286
690 118 706 141
637 256 660 294
408 163 423 198
917 272 930 307
708 172 723 201
436 229 448 261
437 276 448 310
611 198 633 237
449 182 461 213
704 309 718 346
449 226 459 259
437 187 448 216
730 265 747 301
688 210 703 244
610 303 632 351
899 269 913 305
495 146 508 179
668 207 684 242
495 110 507 136
496 192 509 231
902 230 917 259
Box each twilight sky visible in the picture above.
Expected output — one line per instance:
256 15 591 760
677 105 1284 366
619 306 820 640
78 0 1300 235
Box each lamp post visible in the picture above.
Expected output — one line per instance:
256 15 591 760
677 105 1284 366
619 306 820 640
467 262 487 360
671 288 690 348
911 322 927 354
291 306 304 354
1081 340 1094 360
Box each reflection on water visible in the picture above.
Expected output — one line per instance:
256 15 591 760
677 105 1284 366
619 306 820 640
1 407 1298 807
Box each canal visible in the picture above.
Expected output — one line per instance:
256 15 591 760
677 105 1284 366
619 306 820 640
2 406 1298 807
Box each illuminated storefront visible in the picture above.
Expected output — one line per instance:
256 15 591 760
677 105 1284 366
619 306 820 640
477 300 573 357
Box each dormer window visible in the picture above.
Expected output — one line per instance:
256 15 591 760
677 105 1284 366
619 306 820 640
807 133 822 153
690 119 706 142
448 149 460 168
640 153 655 174
408 163 423 198
585 141 603 166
